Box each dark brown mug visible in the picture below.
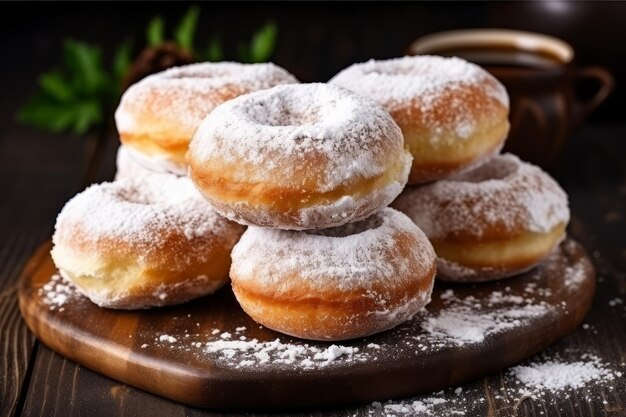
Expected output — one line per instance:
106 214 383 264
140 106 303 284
408 29 614 170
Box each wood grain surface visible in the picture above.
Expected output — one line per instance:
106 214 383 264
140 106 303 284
17 238 595 410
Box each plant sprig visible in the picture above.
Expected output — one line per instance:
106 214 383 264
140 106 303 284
145 6 277 63
18 5 279 136
239 22 278 63
18 39 132 135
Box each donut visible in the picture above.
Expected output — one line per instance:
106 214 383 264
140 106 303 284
330 55 510 184
51 175 245 309
115 145 159 180
392 153 569 281
188 83 412 230
114 62 298 175
230 208 436 341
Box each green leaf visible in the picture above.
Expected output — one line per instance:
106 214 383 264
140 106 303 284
18 96 75 132
146 16 165 46
174 5 200 51
205 36 223 62
70 99 102 134
249 22 277 63
17 38 116 135
63 39 108 95
17 94 103 135
113 39 133 87
38 71 74 103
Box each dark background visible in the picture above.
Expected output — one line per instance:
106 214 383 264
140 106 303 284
2 2 626 123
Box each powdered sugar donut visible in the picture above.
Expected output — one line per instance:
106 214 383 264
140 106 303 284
115 145 159 180
393 153 569 281
230 208 436 341
330 55 509 184
115 62 298 175
51 175 244 309
189 83 412 230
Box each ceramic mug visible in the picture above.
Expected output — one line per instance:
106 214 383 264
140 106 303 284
408 29 614 170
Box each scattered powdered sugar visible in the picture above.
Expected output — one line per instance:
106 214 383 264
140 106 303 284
563 262 588 287
366 351 623 416
203 337 367 368
135 273 567 370
38 239 597 402
158 335 177 343
393 153 570 240
418 288 549 346
38 274 79 311
330 55 508 144
189 83 408 192
509 354 622 392
369 393 467 416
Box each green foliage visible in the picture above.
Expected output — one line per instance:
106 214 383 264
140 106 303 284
18 39 131 135
250 22 278 63
18 5 280 136
238 22 278 63
205 35 224 62
113 39 134 83
63 40 108 95
174 5 200 52
146 16 165 46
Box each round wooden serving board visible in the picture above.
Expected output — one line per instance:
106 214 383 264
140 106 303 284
19 238 595 410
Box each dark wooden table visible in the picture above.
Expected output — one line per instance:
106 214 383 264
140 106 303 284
1 113 625 416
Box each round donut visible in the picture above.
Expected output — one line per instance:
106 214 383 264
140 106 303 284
51 175 245 309
115 145 159 180
230 208 437 341
392 153 569 281
188 83 412 230
330 55 510 184
115 62 298 175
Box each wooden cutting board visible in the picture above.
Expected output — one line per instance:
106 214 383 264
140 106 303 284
18 238 595 410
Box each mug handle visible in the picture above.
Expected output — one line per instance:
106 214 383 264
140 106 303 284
572 66 614 125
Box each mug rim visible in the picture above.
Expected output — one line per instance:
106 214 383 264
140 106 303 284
408 29 574 64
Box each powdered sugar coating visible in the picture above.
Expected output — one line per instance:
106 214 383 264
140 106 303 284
115 61 298 136
51 174 244 308
231 208 435 292
436 254 549 282
230 208 436 340
58 272 227 310
190 83 408 192
120 145 188 177
330 55 509 143
53 175 233 250
392 153 570 240
331 55 508 106
205 176 409 231
115 145 163 180
331 54 508 109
